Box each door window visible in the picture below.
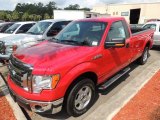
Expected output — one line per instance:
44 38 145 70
107 21 126 41
47 21 71 36
16 23 35 34
143 24 156 30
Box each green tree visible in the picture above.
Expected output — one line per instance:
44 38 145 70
12 11 19 21
80 7 91 11
6 14 12 21
64 4 80 10
0 11 6 20
44 13 50 19
46 1 57 17
29 14 34 20
14 1 57 20
22 12 29 21
35 15 42 21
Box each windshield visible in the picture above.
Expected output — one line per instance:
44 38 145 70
27 21 52 35
4 24 20 34
54 21 107 46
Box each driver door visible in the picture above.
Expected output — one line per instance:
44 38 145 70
100 20 132 82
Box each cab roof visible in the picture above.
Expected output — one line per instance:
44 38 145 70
77 17 125 23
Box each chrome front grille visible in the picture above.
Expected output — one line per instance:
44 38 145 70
8 55 33 90
0 41 5 54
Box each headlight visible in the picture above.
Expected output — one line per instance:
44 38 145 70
32 74 60 93
5 45 17 52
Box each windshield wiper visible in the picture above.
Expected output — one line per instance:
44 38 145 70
49 37 60 43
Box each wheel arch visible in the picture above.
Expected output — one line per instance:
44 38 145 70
63 71 98 107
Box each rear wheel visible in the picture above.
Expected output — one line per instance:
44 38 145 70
137 47 149 65
65 78 95 117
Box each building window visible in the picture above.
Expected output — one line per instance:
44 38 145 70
121 12 129 16
113 12 115 15
116 12 118 15
86 14 91 18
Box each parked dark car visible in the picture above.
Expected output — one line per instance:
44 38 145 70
0 22 15 33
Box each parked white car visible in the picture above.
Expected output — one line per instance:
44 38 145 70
142 22 160 46
0 21 36 38
0 19 71 60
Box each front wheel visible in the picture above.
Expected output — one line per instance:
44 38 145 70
65 78 95 117
137 47 149 65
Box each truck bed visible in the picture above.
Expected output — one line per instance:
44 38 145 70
130 27 153 36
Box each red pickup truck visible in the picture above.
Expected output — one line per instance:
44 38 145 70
7 17 154 117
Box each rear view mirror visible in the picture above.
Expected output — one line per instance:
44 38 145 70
105 38 125 48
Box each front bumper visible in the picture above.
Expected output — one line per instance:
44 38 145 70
8 87 64 114
0 53 11 60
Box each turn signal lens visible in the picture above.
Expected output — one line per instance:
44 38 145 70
52 74 60 89
115 44 124 47
13 45 17 52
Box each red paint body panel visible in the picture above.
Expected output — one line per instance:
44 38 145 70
8 17 154 102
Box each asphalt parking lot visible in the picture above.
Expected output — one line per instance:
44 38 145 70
23 47 159 120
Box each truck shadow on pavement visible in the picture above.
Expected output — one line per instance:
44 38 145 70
99 62 139 95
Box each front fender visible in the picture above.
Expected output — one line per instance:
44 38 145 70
55 62 99 98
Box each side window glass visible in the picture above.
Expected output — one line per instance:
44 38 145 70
107 21 126 41
16 23 35 34
143 24 156 30
150 25 156 30
47 22 69 36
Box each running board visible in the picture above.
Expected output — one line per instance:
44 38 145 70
99 67 131 90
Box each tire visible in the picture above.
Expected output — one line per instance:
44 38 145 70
65 78 95 117
137 47 149 65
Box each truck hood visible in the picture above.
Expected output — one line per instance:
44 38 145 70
13 41 97 69
0 34 43 46
0 33 11 39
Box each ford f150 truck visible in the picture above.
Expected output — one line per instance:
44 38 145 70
7 17 154 117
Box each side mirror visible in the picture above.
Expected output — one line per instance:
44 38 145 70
105 38 125 48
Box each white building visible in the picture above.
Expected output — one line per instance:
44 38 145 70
53 10 101 20
92 2 160 24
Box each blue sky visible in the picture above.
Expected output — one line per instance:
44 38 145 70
1 0 160 10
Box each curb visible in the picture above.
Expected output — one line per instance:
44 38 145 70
107 61 160 120
84 61 160 120
0 75 27 120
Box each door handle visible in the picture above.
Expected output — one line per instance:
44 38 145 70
126 43 130 48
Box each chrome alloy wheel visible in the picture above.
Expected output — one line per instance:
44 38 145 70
74 86 92 110
143 48 148 62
